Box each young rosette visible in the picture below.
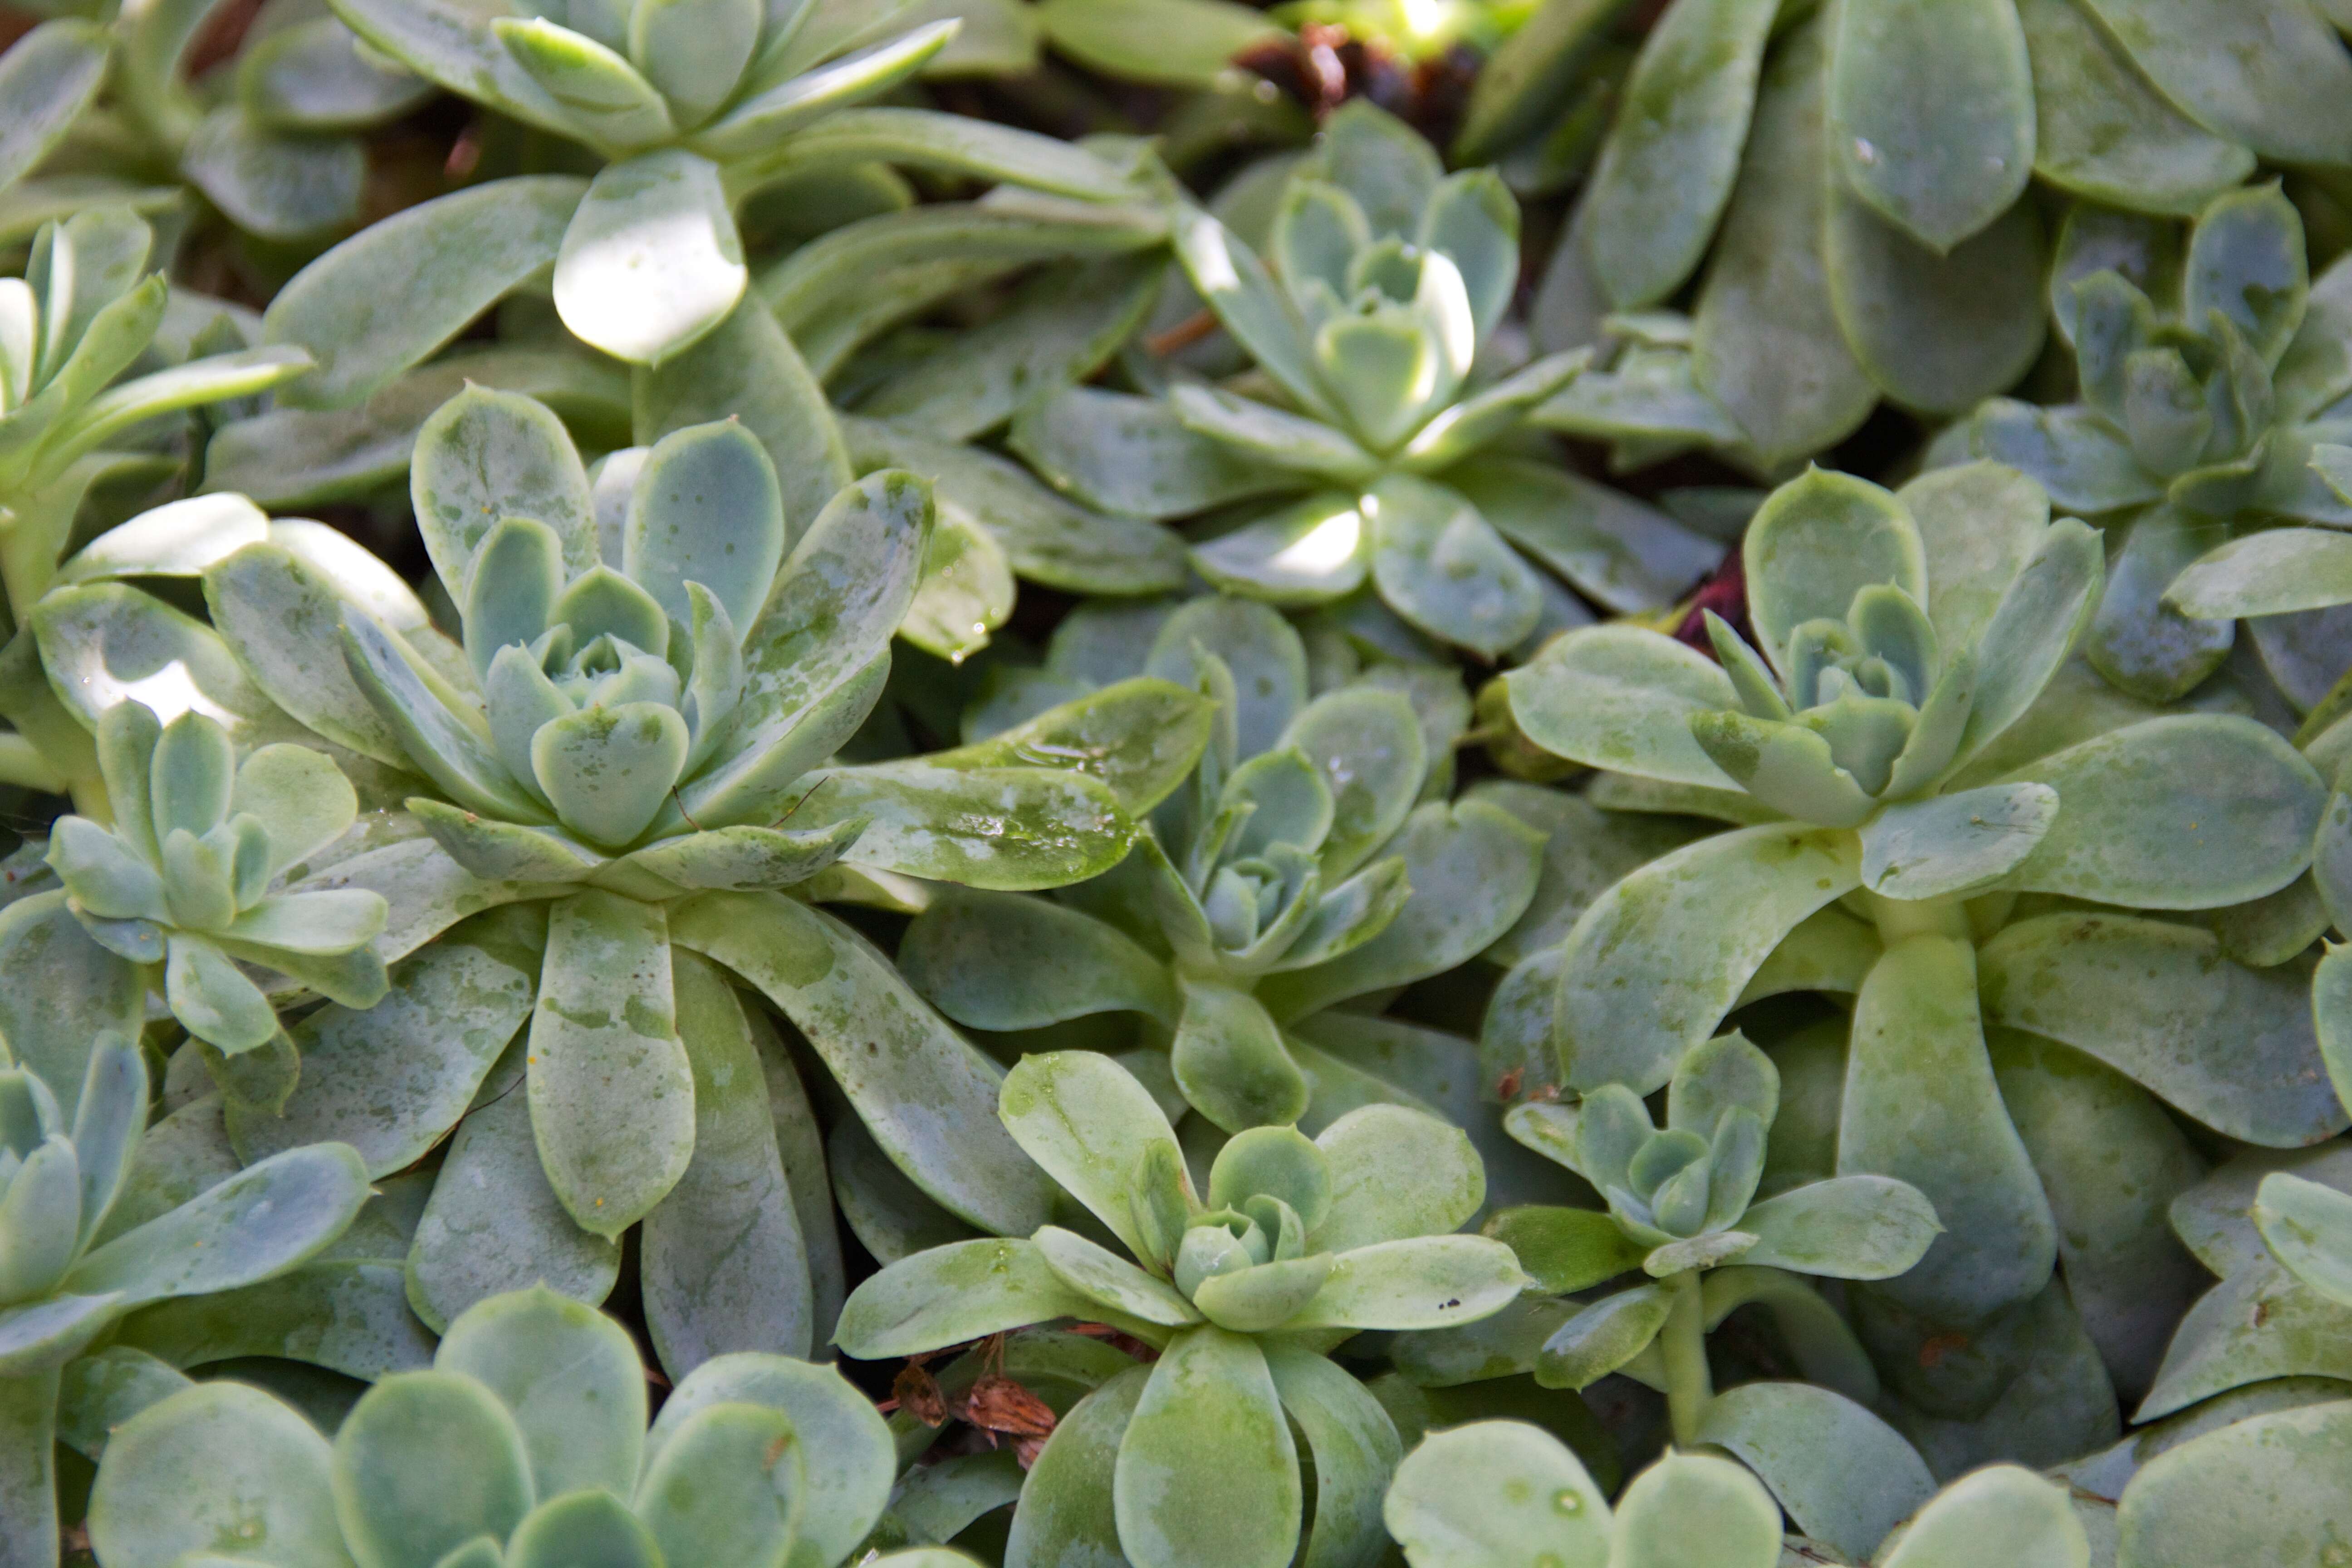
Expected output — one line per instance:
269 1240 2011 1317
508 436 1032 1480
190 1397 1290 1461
86 1284 974 1568
1009 103 1719 658
836 1050 1525 1568
1500 459 2337 1436
46 705 387 1054
1385 1421 2093 1568
902 594 1543 1133
1945 185 2352 701
1473 1033 1936 1458
0 1039 367 1566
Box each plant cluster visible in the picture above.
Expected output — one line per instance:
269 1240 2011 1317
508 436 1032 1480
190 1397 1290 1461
0 0 2348 1564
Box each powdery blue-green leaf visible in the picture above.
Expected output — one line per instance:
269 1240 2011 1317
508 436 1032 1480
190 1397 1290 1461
64 1144 368 1309
1828 0 2034 252
1742 466 1924 676
1365 475 1544 659
671 891 1054 1236
1694 1381 1933 1560
1009 384 1302 522
1114 1326 1299 1568
1315 1104 1483 1254
1857 783 2058 899
1554 826 1861 1095
1034 1227 1200 1327
1996 715 2323 909
780 761 1129 890
1534 1283 1672 1391
1840 933 2055 1321
506 1490 662 1568
2114 1400 2352 1568
84 1382 348 1568
0 21 109 193
1579 0 1778 311
2254 1173 2352 1307
180 109 367 245
2075 0 2352 169
999 1050 1184 1259
1506 625 1739 789
1032 0 1279 88
265 176 586 409
331 1371 534 1568
1878 1465 2089 1568
1170 980 1308 1135
900 892 1176 1030
1740 1175 1940 1280
1381 1418 1612 1568
2166 526 2352 619
527 890 692 1238
1980 913 2347 1147
1284 1236 1525 1332
1612 1451 1784 1568
434 1285 645 1501
554 149 745 366
833 1237 1096 1359
410 383 596 594
1001 1360 1149 1568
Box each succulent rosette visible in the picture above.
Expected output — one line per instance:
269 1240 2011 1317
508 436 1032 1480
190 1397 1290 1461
837 1049 1525 1568
1500 458 2337 1465
1006 102 1721 659
0 1039 367 1568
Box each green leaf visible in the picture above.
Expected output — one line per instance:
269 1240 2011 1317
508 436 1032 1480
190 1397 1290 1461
526 890 691 1237
834 1237 1096 1358
331 1371 535 1568
1315 1104 1483 1254
1505 625 1740 789
180 108 366 244
1692 17 1876 468
2167 526 2352 619
411 383 596 594
1114 1326 1300 1568
1535 1283 1672 1390
1009 385 1302 522
1962 401 2161 515
2077 0 2352 167
85 1383 348 1568
1742 467 1924 676
1170 980 1308 1133
1260 1345 1401 1568
265 176 587 409
240 16 435 132
1382 1418 1612 1568
784 760 1129 889
435 1284 645 1500
1980 912 2347 1147
507 1490 662 1568
1286 1235 1524 1332
1365 474 1543 659
0 21 109 193
1828 0 2032 252
1485 1205 1646 1294
1171 205 1336 423
1857 783 2058 899
2254 1173 2352 1307
998 1049 1184 1256
1839 933 2054 1320
633 1403 798 1568
1033 0 1279 89
1168 386 1377 486
622 418 785 637
1957 517 2104 762
1004 1364 1149 1568
533 703 691 848
642 952 813 1374
2017 0 2253 217
1740 1175 1940 1280
1693 1382 1932 1560
900 892 1177 1030
1824 181 2046 415
671 891 1055 1236
0 892 147 1122
1579 0 1778 309
555 149 745 366
1612 1451 1784 1568
2114 1402 2352 1568
1554 825 1862 1095
1997 715 2323 908
1034 1226 1200 1326
728 106 1137 202
65 1144 368 1309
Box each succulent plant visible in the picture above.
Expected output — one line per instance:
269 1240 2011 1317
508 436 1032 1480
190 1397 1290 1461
1006 102 1722 659
1480 1033 1939 1428
1932 184 2352 704
85 1284 974 1568
13 381 1186 1381
1499 459 2338 1457
274 0 1142 371
837 1048 1525 1568
45 705 387 1054
900 591 1544 1133
1384 1420 2097 1568
0 1039 367 1568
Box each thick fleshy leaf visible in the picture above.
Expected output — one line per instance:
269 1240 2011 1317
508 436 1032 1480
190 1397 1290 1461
1554 826 1861 1095
1168 980 1308 1133
265 176 586 408
1450 458 1720 616
0 892 146 1122
622 418 785 637
410 383 595 594
2115 1401 2352 1568
1285 1235 1524 1331
1824 181 2046 415
2085 505 2234 703
2252 1172 2352 1308
1828 0 2033 251
1004 1364 1149 1568
925 676 1212 819
833 1237 1096 1358
1365 475 1544 659
1261 1345 1402 1568
1693 18 1875 467
435 1285 644 1500
2078 0 2352 169
1742 467 1924 676
1315 1104 1483 1254
780 761 1129 890
1009 384 1302 522
85 1383 348 1568
65 1144 368 1309
2018 0 2252 216
1840 933 2055 1321
332 1371 535 1568
672 891 1054 1235
634 1403 799 1568
1535 1283 1672 1390
1956 517 2104 763
2168 527 2352 619
642 952 813 1375
1981 912 2345 1147
1579 0 1778 310
181 109 367 244
1880 1465 2089 1568
554 148 745 366
1170 206 1333 423
1739 1175 1940 1280
1694 1382 1934 1560
1382 1418 1612 1568
1506 625 1739 788
0 21 108 193
1114 1327 1300 1568
1857 783 2058 899
527 890 692 1237
1997 716 2323 908
900 891 1176 1030
999 1049 1184 1256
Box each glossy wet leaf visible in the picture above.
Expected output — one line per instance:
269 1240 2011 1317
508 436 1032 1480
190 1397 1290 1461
554 149 745 365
